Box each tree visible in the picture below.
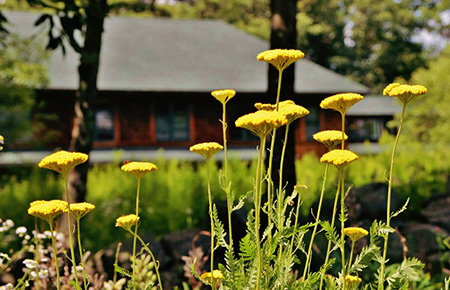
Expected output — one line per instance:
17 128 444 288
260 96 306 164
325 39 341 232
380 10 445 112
28 0 108 204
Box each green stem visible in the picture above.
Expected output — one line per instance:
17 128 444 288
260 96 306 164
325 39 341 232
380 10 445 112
348 240 355 274
48 221 60 290
64 174 80 287
341 112 345 150
132 233 164 290
289 184 304 253
340 169 346 276
222 102 233 248
255 136 266 290
132 177 141 289
319 170 341 290
303 163 329 279
76 219 88 290
34 217 40 290
113 243 122 284
206 160 216 290
378 102 407 290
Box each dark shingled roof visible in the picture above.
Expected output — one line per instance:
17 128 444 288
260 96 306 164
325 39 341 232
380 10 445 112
6 11 369 94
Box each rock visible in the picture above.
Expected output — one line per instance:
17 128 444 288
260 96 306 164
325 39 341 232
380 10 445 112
421 193 450 232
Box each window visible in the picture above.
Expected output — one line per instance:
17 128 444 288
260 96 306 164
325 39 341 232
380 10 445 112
305 106 320 141
348 117 386 142
228 105 259 142
155 103 190 141
94 108 115 141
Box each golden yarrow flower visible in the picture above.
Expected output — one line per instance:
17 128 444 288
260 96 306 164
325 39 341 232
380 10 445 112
70 202 95 220
211 89 236 105
383 82 427 104
0 135 4 151
345 275 362 287
254 102 276 111
313 130 349 150
121 162 158 179
115 214 140 231
38 151 88 176
256 49 305 71
320 93 364 115
320 149 359 168
28 200 68 222
279 100 309 124
343 227 369 242
200 269 224 281
235 110 288 138
189 142 223 160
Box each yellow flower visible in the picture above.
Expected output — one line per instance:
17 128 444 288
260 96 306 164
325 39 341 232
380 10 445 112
345 275 362 287
121 162 158 179
383 83 427 104
28 200 68 222
313 130 349 150
200 269 224 281
0 135 4 150
256 49 305 71
343 227 369 242
189 142 223 160
211 89 236 105
320 149 359 168
115 214 140 231
235 110 288 138
320 93 364 115
70 202 95 220
38 151 88 176
254 102 276 111
279 100 309 124
30 200 47 207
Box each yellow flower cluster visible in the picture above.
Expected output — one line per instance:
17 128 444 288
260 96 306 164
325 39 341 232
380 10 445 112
121 161 158 179
189 142 223 160
383 83 427 104
320 93 364 115
254 102 276 111
343 227 368 242
211 89 236 105
313 130 348 150
0 135 4 151
345 275 362 286
38 150 88 176
200 269 224 280
257 49 305 71
28 200 68 222
320 149 359 167
279 100 309 124
70 202 95 220
235 110 288 138
115 214 140 231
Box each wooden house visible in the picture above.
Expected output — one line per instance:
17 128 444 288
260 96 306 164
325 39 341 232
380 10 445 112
4 11 380 163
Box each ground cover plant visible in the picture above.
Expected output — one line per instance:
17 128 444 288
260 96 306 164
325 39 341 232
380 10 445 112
0 49 448 289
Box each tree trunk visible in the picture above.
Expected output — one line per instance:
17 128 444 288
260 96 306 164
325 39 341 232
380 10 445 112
267 0 298 195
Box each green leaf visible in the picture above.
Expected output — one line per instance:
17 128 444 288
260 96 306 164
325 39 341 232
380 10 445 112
391 198 409 219
114 264 132 278
349 244 379 274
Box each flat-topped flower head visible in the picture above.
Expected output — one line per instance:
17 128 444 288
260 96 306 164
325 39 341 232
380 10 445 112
38 151 88 176
279 100 309 124
28 200 68 223
313 130 349 150
121 162 158 179
254 102 276 111
190 142 223 160
345 275 362 287
383 83 427 104
70 202 95 220
320 93 364 115
115 214 140 231
257 49 305 71
344 227 368 242
320 149 359 168
211 89 236 105
200 269 224 282
235 110 288 138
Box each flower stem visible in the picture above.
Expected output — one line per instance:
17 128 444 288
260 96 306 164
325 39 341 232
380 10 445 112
319 169 342 290
378 102 407 290
34 217 41 290
76 219 88 290
255 136 266 290
64 174 80 287
348 240 355 274
206 160 216 290
303 163 329 280
132 177 141 289
222 102 233 248
340 169 346 276
132 233 164 290
48 221 60 290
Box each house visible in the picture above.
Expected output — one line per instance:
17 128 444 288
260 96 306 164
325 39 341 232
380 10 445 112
2 11 382 164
